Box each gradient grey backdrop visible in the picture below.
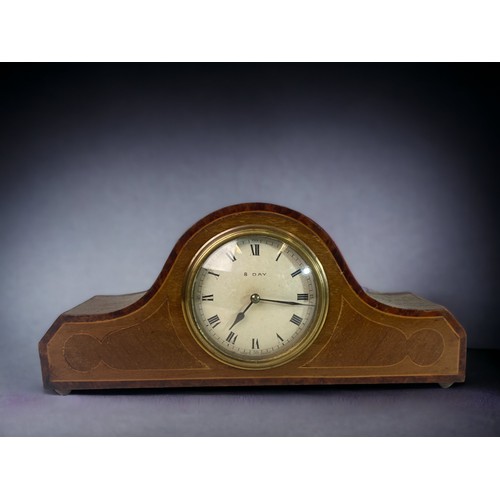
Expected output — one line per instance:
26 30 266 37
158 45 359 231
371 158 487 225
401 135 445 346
1 64 498 435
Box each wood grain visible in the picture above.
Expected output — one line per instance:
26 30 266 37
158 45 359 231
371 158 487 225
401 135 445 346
39 203 466 394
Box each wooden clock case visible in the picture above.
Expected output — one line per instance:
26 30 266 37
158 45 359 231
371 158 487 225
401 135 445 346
39 203 466 394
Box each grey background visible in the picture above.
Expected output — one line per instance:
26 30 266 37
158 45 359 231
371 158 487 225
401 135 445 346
0 64 498 435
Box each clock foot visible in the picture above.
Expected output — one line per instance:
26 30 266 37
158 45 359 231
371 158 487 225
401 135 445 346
439 382 454 389
54 387 72 396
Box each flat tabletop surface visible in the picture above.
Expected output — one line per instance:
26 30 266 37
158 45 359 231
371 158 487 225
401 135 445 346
0 349 498 436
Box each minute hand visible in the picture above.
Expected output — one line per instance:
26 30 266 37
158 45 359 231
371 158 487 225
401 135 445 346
259 298 314 307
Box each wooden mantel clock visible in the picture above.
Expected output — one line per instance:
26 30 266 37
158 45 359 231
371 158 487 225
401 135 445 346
39 203 466 395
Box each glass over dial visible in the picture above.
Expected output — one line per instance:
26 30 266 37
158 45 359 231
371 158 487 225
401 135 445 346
185 229 328 368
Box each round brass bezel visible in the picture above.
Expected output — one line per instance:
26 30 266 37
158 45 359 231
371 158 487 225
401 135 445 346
182 225 329 370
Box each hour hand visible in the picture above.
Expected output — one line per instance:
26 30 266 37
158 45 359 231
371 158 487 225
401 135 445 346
228 312 245 330
228 299 255 330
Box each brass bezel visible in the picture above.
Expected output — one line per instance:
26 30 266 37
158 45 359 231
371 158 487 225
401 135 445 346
182 225 329 370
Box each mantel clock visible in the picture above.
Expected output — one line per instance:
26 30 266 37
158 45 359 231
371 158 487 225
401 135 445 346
39 203 466 394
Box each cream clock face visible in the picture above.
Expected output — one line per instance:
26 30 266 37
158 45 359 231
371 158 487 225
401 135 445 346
184 227 328 369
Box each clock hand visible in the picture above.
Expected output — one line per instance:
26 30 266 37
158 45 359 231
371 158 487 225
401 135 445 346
227 294 312 330
258 298 315 307
227 294 259 330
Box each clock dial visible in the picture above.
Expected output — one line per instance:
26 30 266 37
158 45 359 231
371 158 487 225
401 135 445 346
184 227 328 368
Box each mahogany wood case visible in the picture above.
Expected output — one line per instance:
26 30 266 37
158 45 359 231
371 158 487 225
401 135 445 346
39 203 466 394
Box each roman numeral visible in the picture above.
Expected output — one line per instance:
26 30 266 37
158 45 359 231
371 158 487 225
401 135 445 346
290 314 303 326
275 252 282 262
252 338 260 349
202 294 214 301
297 293 309 301
226 251 237 262
250 244 260 256
226 331 238 344
291 269 302 278
207 271 220 277
207 315 221 328
276 333 284 342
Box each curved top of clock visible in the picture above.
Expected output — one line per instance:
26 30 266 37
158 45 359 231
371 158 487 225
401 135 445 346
49 202 464 336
